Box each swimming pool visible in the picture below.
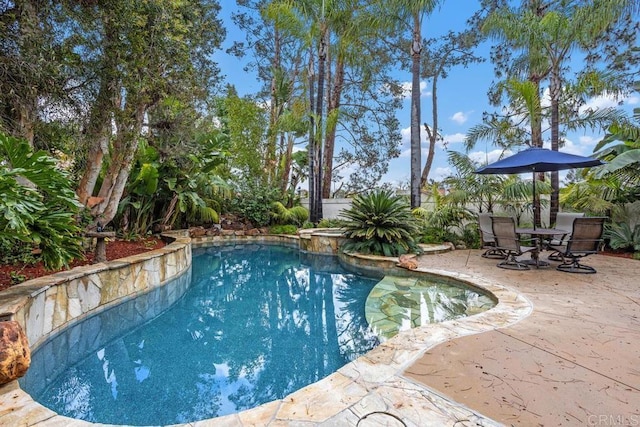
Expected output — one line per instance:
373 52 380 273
21 244 380 425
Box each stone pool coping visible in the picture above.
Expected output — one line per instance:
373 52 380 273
0 233 531 426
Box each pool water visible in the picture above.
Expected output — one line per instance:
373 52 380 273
21 244 380 425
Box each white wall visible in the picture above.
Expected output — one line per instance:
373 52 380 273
301 198 352 220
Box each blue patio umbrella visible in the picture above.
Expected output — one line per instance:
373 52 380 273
475 147 604 227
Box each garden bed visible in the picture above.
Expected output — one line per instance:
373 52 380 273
0 236 166 291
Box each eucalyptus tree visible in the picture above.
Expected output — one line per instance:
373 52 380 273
233 0 309 190
234 0 403 222
385 0 442 209
0 1 75 147
480 0 636 225
70 0 225 227
420 29 484 187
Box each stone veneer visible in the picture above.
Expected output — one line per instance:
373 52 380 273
0 231 532 426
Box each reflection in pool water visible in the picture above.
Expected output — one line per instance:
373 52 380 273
21 244 379 425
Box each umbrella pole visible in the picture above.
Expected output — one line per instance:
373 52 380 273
533 171 537 230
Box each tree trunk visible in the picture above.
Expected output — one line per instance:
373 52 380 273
530 78 544 227
266 25 281 185
76 79 117 205
410 12 422 209
76 13 120 207
310 23 328 223
280 133 294 195
420 74 438 187
549 66 561 226
322 57 344 199
91 104 146 226
307 51 318 223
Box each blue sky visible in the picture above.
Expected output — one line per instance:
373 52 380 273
214 0 639 188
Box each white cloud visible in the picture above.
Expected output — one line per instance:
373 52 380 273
451 111 470 124
399 125 466 152
558 138 585 156
577 135 603 150
399 147 411 158
579 94 620 114
399 81 431 99
442 133 466 147
469 149 512 166
625 95 639 105
431 167 453 181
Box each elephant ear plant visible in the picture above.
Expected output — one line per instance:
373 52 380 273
340 190 422 257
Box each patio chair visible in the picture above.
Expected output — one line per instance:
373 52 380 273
547 212 584 261
491 216 538 270
478 213 506 259
548 217 606 274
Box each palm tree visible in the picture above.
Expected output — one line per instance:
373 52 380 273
385 0 441 209
481 0 633 225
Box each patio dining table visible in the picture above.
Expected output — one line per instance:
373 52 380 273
516 227 569 267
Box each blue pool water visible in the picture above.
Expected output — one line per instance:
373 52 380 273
21 244 380 425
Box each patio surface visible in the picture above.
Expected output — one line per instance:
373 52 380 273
405 249 640 426
1 247 639 426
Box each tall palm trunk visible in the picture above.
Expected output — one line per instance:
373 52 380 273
530 77 544 227
322 57 344 199
266 25 281 185
310 22 328 223
410 12 422 209
549 66 561 226
307 51 319 223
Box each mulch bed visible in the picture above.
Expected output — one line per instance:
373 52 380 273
0 237 166 292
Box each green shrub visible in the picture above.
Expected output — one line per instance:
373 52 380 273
317 218 345 228
606 222 640 252
268 224 298 235
270 202 309 226
228 183 281 227
340 190 421 256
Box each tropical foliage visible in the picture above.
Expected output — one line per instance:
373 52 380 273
0 133 83 269
0 0 639 279
340 190 421 256
607 222 640 252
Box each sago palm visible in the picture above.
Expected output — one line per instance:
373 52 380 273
340 190 421 256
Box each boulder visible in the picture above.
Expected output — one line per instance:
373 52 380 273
189 226 206 237
0 321 31 384
246 228 260 236
397 254 418 270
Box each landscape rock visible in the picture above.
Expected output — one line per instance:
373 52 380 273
246 228 260 236
397 254 419 270
0 321 31 384
189 226 206 237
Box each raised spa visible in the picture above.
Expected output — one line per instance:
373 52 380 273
21 243 495 425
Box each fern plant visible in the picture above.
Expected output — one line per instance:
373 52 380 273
270 202 309 226
340 190 421 257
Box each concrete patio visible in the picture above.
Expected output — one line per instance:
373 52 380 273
406 249 640 426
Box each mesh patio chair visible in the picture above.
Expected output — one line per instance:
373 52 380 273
547 212 584 261
491 216 538 270
478 213 506 259
548 217 606 274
